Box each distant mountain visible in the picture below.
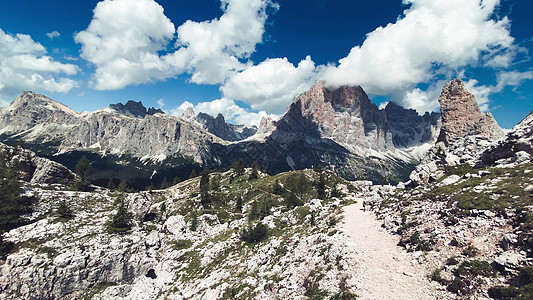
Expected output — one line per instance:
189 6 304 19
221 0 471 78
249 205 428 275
0 80 473 186
0 92 223 188
222 81 439 183
194 111 257 142
109 100 164 118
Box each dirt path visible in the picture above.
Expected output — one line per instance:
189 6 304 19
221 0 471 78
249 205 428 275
341 200 453 300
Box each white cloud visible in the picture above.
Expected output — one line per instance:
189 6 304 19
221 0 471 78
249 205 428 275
157 98 165 109
324 0 514 98
221 56 320 114
495 70 533 92
169 98 278 126
76 0 278 90
0 28 79 101
46 31 60 39
74 0 176 90
169 0 279 85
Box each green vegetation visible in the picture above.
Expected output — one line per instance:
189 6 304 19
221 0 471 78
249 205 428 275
231 159 245 177
72 156 92 191
56 200 74 220
0 152 33 232
82 282 117 300
431 269 444 284
240 223 268 243
398 231 433 252
171 239 193 250
418 163 533 213
447 260 495 295
489 266 533 300
106 197 133 233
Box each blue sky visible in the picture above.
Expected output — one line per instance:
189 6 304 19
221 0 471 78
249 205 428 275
0 0 532 128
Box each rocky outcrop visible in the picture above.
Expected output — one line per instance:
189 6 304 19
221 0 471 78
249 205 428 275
408 79 505 186
384 102 441 148
222 81 420 183
109 100 164 118
280 81 393 151
0 170 361 299
0 91 80 135
481 110 533 165
437 79 504 145
0 142 75 185
196 112 257 142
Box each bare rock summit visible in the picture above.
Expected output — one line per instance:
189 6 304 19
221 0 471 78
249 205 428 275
437 78 504 145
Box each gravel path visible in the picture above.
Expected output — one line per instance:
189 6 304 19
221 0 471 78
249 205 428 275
341 200 453 300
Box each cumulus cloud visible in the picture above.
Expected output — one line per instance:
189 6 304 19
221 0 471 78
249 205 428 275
495 70 533 91
76 0 278 90
221 56 320 114
168 0 279 85
46 31 60 39
0 28 79 102
324 0 515 111
157 98 165 109
74 0 176 90
169 98 278 126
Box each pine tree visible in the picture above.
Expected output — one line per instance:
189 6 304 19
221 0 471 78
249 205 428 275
0 152 31 231
56 200 73 219
249 161 260 180
199 171 210 207
189 169 197 179
160 177 169 189
189 212 198 231
231 159 245 177
173 176 181 185
107 197 133 233
73 156 92 191
117 179 128 193
272 179 284 195
210 174 221 190
236 195 243 212
107 179 115 190
316 172 326 199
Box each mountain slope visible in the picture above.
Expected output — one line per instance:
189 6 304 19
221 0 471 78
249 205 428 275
0 169 360 299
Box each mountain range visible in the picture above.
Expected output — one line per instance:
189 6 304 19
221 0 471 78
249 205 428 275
0 79 504 188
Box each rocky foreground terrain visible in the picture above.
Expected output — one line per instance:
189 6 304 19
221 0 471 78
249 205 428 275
0 165 365 299
0 78 531 299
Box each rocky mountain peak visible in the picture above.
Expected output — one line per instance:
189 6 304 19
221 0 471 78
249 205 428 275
196 112 257 142
384 101 441 148
0 91 80 135
437 78 504 145
109 100 164 118
481 110 533 165
181 107 196 121
284 80 392 150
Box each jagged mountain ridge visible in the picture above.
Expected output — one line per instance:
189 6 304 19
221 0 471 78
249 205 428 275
1 81 446 184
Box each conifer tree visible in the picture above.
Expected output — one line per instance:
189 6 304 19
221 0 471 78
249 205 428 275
189 169 197 179
236 195 243 212
173 176 181 185
0 152 31 231
117 179 128 193
160 177 169 189
316 172 327 199
107 179 115 190
73 156 92 191
249 161 260 180
107 197 133 233
231 159 245 177
56 200 73 219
